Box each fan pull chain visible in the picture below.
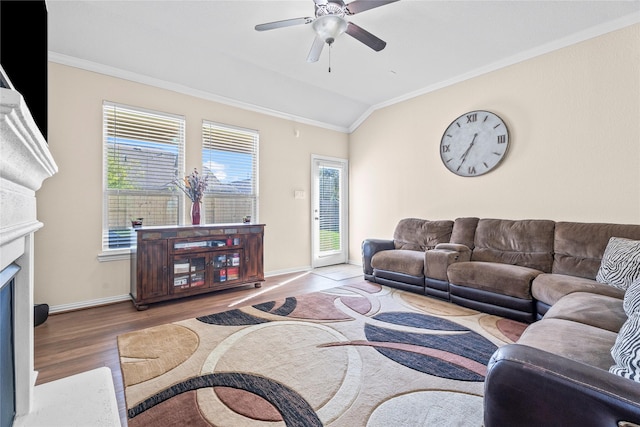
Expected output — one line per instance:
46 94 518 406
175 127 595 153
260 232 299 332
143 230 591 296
328 42 332 73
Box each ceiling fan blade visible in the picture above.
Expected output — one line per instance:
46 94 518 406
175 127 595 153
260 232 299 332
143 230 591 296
345 0 400 15
307 36 325 62
345 22 386 51
255 17 313 31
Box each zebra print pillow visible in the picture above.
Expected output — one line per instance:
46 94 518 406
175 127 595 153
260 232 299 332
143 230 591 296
624 278 640 316
596 237 640 291
610 311 640 382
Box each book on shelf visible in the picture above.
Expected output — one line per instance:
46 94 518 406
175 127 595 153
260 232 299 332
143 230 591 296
174 276 188 287
227 267 239 280
214 269 227 282
174 263 190 274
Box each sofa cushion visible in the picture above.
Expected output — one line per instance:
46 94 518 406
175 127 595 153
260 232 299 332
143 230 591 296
532 273 625 307
471 219 555 272
543 292 626 333
624 278 640 316
609 311 640 382
596 237 640 291
450 217 479 249
518 318 617 370
392 218 453 251
553 222 640 279
447 261 541 300
371 249 425 277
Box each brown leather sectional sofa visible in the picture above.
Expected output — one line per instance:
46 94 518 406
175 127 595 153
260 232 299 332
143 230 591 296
362 217 640 426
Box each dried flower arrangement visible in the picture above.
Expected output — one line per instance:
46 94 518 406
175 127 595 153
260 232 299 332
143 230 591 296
174 168 209 202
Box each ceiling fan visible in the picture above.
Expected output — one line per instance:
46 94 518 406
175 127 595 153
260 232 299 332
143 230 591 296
255 0 400 63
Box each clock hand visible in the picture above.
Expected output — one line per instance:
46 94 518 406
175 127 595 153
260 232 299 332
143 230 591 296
457 133 478 171
459 134 478 160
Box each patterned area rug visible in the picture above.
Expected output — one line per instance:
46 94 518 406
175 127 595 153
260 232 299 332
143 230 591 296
117 282 526 426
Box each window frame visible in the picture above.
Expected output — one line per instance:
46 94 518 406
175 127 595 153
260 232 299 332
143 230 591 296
100 101 186 260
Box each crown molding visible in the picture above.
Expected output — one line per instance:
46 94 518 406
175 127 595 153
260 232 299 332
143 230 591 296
47 52 351 134
348 13 640 133
48 11 640 136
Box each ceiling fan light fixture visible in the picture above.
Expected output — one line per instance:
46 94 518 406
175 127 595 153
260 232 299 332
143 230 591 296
312 14 347 44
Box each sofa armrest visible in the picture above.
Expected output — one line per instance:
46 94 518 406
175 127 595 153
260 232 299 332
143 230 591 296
434 243 472 254
424 244 472 281
485 344 640 427
362 239 395 275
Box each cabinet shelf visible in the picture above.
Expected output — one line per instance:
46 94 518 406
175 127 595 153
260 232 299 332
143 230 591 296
173 236 242 251
130 224 264 309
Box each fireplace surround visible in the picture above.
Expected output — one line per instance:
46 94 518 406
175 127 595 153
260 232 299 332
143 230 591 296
0 65 57 425
1 67 119 425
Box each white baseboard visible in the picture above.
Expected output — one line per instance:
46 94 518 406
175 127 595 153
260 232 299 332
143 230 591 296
264 266 312 277
49 294 131 314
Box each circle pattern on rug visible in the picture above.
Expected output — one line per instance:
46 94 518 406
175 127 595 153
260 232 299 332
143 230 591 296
118 324 199 386
198 321 362 425
366 390 483 426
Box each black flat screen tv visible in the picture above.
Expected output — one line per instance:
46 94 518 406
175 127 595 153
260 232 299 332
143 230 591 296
0 1 48 139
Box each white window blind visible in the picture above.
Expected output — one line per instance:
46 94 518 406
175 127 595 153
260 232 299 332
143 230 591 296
201 121 258 224
103 102 185 249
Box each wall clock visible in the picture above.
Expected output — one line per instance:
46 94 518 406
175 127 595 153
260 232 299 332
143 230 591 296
440 110 509 177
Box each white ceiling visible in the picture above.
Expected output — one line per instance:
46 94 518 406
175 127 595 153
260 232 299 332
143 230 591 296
46 0 640 132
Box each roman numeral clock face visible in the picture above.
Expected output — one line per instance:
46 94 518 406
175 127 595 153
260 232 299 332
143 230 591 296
440 110 509 177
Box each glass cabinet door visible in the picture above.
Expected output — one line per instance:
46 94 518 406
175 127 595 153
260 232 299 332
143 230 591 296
212 251 242 285
172 255 206 292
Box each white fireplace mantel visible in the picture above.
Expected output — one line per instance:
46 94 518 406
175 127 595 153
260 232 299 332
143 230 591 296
0 87 57 271
1 70 119 425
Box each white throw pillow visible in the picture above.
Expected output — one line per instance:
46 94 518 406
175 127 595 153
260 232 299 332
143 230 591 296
596 237 640 291
624 278 640 316
610 311 640 382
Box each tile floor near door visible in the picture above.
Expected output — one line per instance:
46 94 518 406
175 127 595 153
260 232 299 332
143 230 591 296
311 263 363 281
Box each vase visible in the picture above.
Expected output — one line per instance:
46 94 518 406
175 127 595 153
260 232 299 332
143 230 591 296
191 200 201 225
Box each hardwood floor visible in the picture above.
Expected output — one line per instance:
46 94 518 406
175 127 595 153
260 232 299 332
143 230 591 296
34 269 364 426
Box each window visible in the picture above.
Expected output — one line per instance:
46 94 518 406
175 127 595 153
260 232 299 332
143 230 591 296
102 102 185 251
201 121 258 224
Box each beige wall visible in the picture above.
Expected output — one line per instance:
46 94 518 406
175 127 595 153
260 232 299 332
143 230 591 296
349 24 640 262
37 63 348 308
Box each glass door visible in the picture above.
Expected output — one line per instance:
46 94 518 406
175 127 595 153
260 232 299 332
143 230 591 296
212 252 242 285
311 155 348 267
172 255 206 292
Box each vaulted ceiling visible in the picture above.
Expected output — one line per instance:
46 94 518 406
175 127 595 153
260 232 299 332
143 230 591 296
47 1 640 132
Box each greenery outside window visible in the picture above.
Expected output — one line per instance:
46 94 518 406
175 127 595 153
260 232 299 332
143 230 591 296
102 102 185 252
201 121 259 224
